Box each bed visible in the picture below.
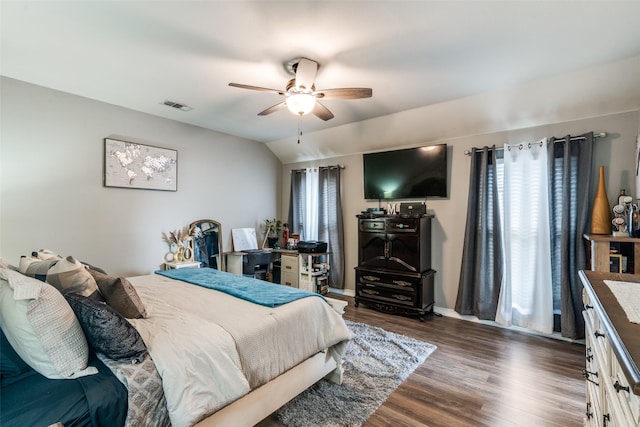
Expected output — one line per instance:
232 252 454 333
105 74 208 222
0 259 352 427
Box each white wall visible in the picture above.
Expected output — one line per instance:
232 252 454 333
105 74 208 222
281 111 640 311
0 77 282 276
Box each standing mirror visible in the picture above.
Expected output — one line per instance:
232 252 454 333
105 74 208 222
189 219 223 270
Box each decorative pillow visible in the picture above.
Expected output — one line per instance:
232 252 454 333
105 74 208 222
0 268 96 379
31 249 62 260
45 256 100 298
18 256 58 282
64 293 147 363
88 269 147 319
32 249 108 274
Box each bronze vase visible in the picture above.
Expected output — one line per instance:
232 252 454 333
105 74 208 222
591 165 611 234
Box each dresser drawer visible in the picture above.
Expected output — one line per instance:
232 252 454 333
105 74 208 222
281 254 299 274
611 356 640 424
584 310 612 378
356 269 421 290
357 282 416 306
280 271 298 287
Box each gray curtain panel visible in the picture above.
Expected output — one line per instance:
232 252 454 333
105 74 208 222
455 146 503 320
318 167 345 289
548 132 594 339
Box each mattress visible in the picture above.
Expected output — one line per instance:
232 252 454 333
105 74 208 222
126 273 352 427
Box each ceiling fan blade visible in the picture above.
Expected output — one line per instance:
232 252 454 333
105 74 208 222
258 101 287 116
229 83 285 96
312 101 334 121
315 88 372 100
294 58 318 91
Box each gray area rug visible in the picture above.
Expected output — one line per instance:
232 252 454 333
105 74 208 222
274 320 437 427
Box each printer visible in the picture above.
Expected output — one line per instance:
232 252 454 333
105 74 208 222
297 240 328 253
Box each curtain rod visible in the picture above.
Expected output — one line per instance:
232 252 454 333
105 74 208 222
290 164 345 173
463 132 607 156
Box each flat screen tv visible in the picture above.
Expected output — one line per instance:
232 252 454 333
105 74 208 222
363 144 447 200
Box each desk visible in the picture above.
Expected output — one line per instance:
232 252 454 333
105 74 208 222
225 249 330 294
224 250 272 279
224 252 249 275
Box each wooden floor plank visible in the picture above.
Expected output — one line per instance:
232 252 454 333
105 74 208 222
259 295 585 426
335 295 585 427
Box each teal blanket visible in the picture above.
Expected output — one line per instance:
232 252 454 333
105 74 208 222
155 268 324 307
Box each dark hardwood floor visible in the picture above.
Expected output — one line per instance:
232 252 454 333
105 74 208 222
338 295 586 427
259 295 585 427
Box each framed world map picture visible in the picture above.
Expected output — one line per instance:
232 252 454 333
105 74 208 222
104 138 177 191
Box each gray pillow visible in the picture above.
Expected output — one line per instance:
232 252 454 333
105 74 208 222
64 293 147 363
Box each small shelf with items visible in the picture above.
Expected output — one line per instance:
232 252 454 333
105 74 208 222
298 253 330 295
584 234 640 274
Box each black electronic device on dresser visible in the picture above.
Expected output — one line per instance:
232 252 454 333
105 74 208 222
355 214 435 321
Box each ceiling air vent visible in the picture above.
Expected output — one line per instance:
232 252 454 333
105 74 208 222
161 100 193 112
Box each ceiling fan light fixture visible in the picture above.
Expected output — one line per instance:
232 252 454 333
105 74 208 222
286 93 316 116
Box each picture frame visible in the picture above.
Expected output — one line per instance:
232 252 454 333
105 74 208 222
104 138 177 191
610 254 623 273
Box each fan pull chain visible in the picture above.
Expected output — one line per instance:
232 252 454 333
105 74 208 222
297 116 302 144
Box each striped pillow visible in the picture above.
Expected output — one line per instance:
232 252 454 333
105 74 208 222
18 256 58 282
45 256 100 298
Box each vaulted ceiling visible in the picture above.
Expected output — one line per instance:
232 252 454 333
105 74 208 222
2 1 640 155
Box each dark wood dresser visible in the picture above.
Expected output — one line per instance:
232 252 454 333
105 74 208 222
354 214 435 321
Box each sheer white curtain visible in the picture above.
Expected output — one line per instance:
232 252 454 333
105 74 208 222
496 139 554 334
304 168 319 240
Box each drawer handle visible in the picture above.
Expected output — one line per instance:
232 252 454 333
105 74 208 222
392 294 412 301
362 275 381 282
285 266 292 270
613 380 630 394
585 402 593 419
586 346 593 362
582 369 599 386
594 330 605 339
392 280 412 287
362 289 379 296
584 304 593 310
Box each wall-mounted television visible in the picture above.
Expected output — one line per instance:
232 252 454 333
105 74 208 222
363 144 447 200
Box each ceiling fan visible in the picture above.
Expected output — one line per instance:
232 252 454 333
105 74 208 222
228 57 372 121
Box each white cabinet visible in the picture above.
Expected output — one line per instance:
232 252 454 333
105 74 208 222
280 253 299 287
580 271 640 427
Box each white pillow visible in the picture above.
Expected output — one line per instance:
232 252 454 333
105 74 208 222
0 268 96 379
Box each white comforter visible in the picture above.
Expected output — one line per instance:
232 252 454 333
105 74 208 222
127 274 352 427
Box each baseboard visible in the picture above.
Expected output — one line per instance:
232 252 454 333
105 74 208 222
329 291 581 344
434 307 584 344
328 287 355 297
